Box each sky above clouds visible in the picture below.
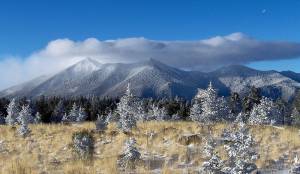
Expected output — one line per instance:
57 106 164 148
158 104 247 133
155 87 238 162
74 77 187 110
0 0 300 89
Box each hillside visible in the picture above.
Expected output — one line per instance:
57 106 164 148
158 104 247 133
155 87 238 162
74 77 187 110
1 58 299 101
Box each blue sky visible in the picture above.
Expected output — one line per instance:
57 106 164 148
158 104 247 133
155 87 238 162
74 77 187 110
0 0 300 89
1 0 300 54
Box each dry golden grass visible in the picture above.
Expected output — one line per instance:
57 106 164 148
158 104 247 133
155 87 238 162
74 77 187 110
0 121 300 173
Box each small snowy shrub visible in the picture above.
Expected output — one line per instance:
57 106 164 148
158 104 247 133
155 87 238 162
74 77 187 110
34 112 42 124
72 130 94 160
117 137 141 169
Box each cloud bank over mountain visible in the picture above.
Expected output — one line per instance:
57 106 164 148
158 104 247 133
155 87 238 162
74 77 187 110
1 32 300 90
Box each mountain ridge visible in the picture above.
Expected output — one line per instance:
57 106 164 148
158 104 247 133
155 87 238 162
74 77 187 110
1 58 299 101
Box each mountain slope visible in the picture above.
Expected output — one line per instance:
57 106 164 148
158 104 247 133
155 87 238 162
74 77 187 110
211 65 300 101
0 58 299 101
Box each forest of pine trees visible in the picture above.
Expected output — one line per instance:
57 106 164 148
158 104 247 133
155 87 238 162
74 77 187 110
0 83 300 126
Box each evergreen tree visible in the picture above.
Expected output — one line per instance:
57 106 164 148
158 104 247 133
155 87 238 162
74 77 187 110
149 104 168 121
17 105 33 137
117 84 138 133
229 92 242 115
248 97 281 125
72 130 94 160
51 100 65 123
77 106 87 122
190 82 230 123
242 86 261 113
117 137 141 169
223 123 258 174
201 137 225 174
291 108 300 126
135 101 147 121
5 98 19 126
68 103 78 122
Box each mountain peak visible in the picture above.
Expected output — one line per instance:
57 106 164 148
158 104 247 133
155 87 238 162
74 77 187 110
71 58 102 73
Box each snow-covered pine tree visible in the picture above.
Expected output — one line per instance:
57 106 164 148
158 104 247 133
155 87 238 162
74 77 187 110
117 83 138 133
223 123 258 174
66 103 78 123
248 97 282 125
135 101 147 121
149 104 168 121
77 106 87 122
201 137 225 174
5 98 19 126
190 97 203 122
34 112 42 124
291 108 300 126
17 105 34 124
51 100 65 123
117 137 141 169
95 114 108 132
190 82 230 123
290 155 300 174
17 105 34 137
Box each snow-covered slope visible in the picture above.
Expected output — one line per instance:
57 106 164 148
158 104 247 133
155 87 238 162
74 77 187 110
211 65 300 101
1 59 299 101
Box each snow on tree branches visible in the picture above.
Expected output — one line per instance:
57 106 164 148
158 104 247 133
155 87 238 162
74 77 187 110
17 105 34 137
291 108 300 125
117 84 138 132
149 104 168 121
222 123 258 174
190 82 230 123
62 103 87 123
5 98 19 126
72 130 94 160
117 137 141 169
201 137 225 174
248 97 281 125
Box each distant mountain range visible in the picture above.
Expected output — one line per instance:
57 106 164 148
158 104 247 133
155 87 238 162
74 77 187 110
1 58 300 101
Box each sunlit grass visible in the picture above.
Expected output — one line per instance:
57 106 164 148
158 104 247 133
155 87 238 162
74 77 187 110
0 121 299 173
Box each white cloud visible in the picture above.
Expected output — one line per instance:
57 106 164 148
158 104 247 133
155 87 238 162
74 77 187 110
1 32 300 90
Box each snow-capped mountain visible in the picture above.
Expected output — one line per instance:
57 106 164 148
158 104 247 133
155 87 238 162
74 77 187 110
0 58 299 101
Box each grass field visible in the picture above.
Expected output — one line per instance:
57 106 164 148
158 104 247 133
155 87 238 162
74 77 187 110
0 121 300 174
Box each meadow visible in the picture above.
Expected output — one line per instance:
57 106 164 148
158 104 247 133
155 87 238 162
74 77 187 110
0 121 299 174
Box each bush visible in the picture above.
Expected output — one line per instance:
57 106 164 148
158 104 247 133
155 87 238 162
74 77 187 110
72 130 94 160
